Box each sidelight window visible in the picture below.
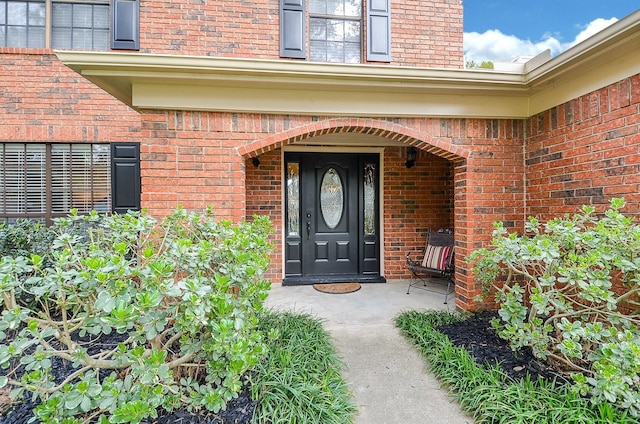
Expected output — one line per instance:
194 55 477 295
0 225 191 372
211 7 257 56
286 162 300 236
364 162 375 235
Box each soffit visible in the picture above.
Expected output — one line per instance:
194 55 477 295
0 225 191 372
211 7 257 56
56 10 640 119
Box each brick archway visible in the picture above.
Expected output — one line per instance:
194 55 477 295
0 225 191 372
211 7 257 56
238 117 471 162
241 117 481 309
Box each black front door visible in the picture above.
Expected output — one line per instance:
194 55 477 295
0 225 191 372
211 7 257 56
283 152 383 284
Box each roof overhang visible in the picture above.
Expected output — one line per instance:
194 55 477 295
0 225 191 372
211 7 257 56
57 9 640 119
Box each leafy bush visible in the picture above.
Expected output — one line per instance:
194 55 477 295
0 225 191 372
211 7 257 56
470 198 640 416
396 310 637 424
0 219 56 261
0 208 273 423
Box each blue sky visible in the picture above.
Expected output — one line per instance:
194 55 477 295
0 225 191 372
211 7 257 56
463 1 639 64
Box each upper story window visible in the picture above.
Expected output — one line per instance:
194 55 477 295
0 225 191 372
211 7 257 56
0 0 109 49
309 0 361 63
280 0 391 63
0 0 45 47
52 2 109 50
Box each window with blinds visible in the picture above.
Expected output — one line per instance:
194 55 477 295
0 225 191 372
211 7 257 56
52 2 109 50
0 0 109 49
0 143 111 224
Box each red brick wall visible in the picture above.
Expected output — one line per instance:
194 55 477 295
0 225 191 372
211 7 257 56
389 0 463 68
138 110 251 220
245 149 283 282
139 0 463 68
0 50 140 143
526 73 640 219
382 147 454 278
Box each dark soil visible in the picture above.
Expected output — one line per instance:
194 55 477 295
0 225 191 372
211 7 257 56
438 311 568 384
1 311 561 423
0 386 256 424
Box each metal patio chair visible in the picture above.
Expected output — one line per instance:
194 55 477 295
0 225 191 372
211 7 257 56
406 228 455 304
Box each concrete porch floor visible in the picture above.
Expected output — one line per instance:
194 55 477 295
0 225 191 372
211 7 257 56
265 279 474 424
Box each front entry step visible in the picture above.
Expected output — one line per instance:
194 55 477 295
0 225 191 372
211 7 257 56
282 275 386 286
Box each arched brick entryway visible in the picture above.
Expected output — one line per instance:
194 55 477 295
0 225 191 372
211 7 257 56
240 118 485 310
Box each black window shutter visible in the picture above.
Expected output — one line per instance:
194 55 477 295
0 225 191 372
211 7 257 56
111 0 140 50
367 0 391 62
280 0 306 59
110 143 141 214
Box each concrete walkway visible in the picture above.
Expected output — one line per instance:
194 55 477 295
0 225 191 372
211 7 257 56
265 280 474 424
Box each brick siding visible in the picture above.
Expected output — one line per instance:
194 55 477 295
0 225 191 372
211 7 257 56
138 0 463 68
526 74 640 219
0 51 140 143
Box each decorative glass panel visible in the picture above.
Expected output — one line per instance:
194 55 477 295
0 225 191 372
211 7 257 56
364 163 375 235
287 163 300 236
320 168 343 229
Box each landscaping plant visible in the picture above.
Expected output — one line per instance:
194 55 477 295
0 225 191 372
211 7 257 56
0 208 273 423
0 219 56 262
396 310 636 424
470 198 640 416
251 311 356 424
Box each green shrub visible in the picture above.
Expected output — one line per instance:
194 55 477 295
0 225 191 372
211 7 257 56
0 208 273 423
470 198 640 416
0 219 56 260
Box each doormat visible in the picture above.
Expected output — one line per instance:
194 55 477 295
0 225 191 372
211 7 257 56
313 282 361 294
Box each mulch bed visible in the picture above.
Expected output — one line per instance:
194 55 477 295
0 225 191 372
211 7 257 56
438 311 566 384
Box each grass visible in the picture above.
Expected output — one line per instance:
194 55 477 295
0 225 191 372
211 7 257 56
395 310 637 424
250 311 356 424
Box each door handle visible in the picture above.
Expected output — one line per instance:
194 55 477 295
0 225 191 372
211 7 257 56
306 221 311 240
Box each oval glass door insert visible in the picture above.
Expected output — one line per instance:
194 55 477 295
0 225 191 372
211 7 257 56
320 168 344 229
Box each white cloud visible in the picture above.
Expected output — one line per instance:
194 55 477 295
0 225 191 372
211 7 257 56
463 17 619 65
571 17 619 45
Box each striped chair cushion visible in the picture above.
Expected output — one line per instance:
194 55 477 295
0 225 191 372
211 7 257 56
421 245 452 270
